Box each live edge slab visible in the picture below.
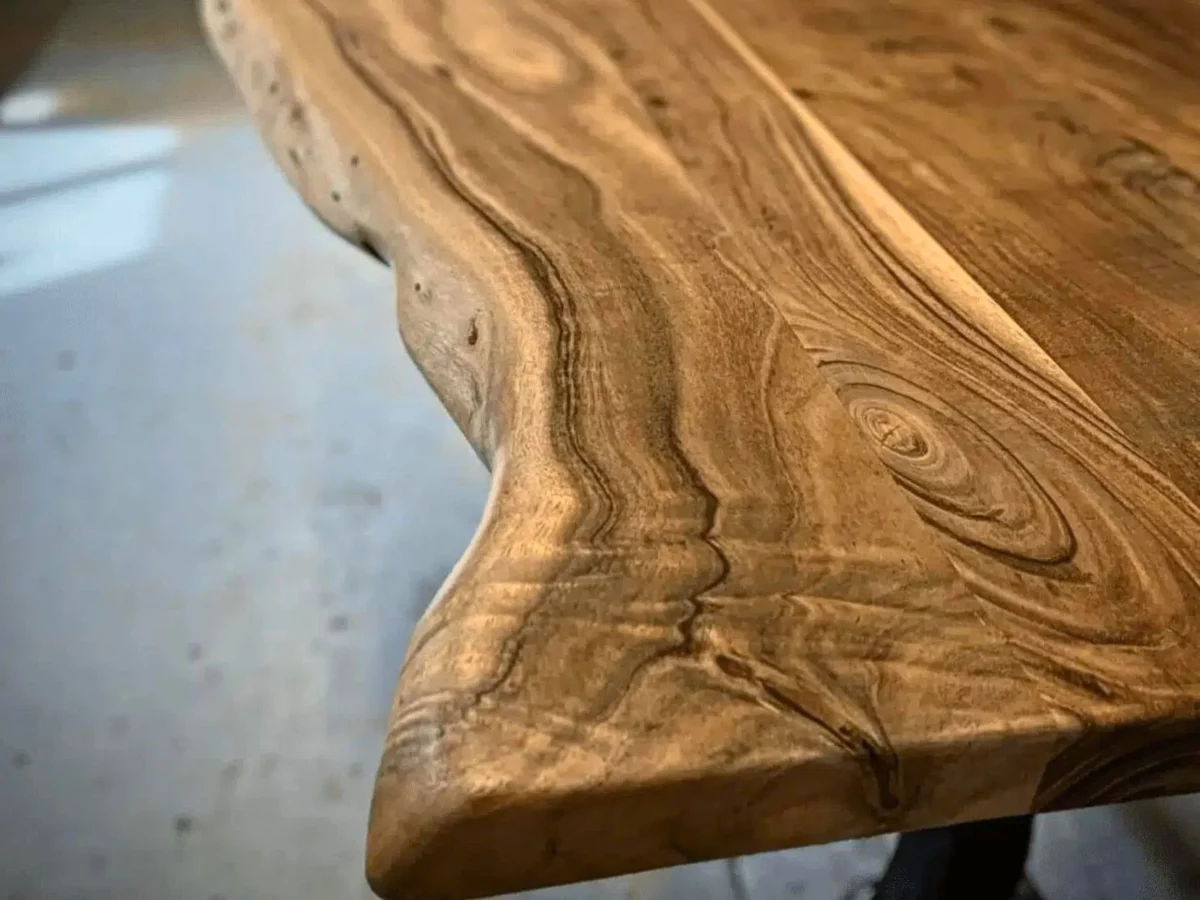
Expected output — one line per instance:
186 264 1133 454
201 0 1200 897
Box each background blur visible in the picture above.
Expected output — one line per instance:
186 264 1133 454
2 2 1200 899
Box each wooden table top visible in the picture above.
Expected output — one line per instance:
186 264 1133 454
202 0 1200 897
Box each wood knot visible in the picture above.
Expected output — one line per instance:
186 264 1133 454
843 380 1074 564
859 405 928 459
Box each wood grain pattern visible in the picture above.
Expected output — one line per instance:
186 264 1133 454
713 0 1200 501
200 0 1200 897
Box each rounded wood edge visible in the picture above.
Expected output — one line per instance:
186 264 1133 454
360 704 1068 900
360 739 776 900
365 760 474 900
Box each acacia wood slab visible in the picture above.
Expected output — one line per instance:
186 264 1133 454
201 0 1200 897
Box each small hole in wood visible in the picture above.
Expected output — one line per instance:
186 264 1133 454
350 154 360 167
467 320 479 346
331 191 341 203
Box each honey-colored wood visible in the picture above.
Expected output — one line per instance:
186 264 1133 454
200 1 1200 897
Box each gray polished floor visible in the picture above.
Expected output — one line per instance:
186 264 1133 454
2 3 1199 899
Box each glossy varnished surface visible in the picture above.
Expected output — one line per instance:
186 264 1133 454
200 1 1200 897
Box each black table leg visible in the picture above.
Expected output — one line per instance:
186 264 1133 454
871 815 1037 900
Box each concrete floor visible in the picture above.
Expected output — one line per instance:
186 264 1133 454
1 2 1199 898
